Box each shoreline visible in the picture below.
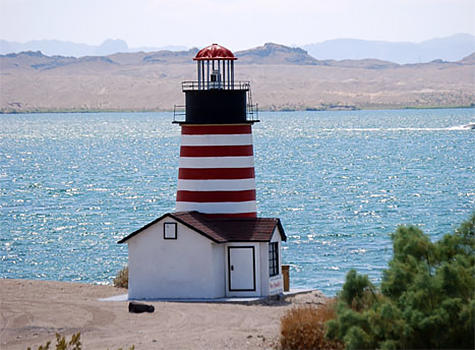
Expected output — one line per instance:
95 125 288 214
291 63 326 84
1 104 474 115
0 278 328 350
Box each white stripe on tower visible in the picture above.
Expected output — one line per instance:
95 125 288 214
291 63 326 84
179 156 254 168
176 124 257 218
181 134 253 146
175 201 257 214
177 179 256 191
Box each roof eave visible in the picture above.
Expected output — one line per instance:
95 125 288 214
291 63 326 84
118 212 287 244
168 213 222 243
277 219 287 242
117 212 172 244
117 212 223 244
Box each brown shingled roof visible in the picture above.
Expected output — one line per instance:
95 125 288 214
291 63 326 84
118 211 286 244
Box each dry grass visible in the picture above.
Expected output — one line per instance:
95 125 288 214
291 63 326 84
279 301 343 350
27 332 135 350
113 265 128 289
27 332 81 350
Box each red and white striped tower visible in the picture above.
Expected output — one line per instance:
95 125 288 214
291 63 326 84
174 44 259 218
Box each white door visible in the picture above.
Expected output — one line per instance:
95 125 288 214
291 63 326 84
228 246 256 291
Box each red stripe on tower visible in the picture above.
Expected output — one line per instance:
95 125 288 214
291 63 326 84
177 190 256 202
181 125 251 135
178 168 255 180
180 145 253 157
202 212 257 218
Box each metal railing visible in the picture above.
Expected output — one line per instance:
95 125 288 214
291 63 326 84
247 103 259 122
173 105 186 122
173 103 259 123
182 80 250 91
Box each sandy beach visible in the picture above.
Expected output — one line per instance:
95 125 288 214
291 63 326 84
0 279 327 350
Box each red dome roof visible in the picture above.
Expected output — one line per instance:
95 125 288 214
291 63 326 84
194 43 237 61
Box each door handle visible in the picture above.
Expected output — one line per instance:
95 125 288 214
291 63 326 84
231 265 234 271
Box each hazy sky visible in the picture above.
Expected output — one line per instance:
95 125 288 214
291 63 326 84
1 0 474 50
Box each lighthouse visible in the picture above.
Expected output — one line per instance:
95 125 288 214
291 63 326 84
174 43 258 218
119 44 286 300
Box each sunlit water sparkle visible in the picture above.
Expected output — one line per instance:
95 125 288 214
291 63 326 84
1 109 474 295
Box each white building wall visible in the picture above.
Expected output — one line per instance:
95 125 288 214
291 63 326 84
211 241 225 297
259 241 269 296
127 217 225 299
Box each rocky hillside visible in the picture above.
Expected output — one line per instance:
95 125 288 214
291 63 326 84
236 43 320 65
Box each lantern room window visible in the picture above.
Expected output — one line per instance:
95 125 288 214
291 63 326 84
269 242 279 277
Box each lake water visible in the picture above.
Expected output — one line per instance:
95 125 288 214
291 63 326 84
1 109 474 295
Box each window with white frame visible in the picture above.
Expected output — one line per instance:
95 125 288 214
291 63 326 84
163 222 177 239
269 242 279 277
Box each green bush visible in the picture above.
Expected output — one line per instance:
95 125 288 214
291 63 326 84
113 265 128 288
326 213 475 349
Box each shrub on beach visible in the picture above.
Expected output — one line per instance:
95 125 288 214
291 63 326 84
113 265 128 289
280 303 343 350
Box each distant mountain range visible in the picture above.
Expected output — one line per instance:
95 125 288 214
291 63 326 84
1 34 474 63
7 42 470 71
302 33 475 64
0 38 187 58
